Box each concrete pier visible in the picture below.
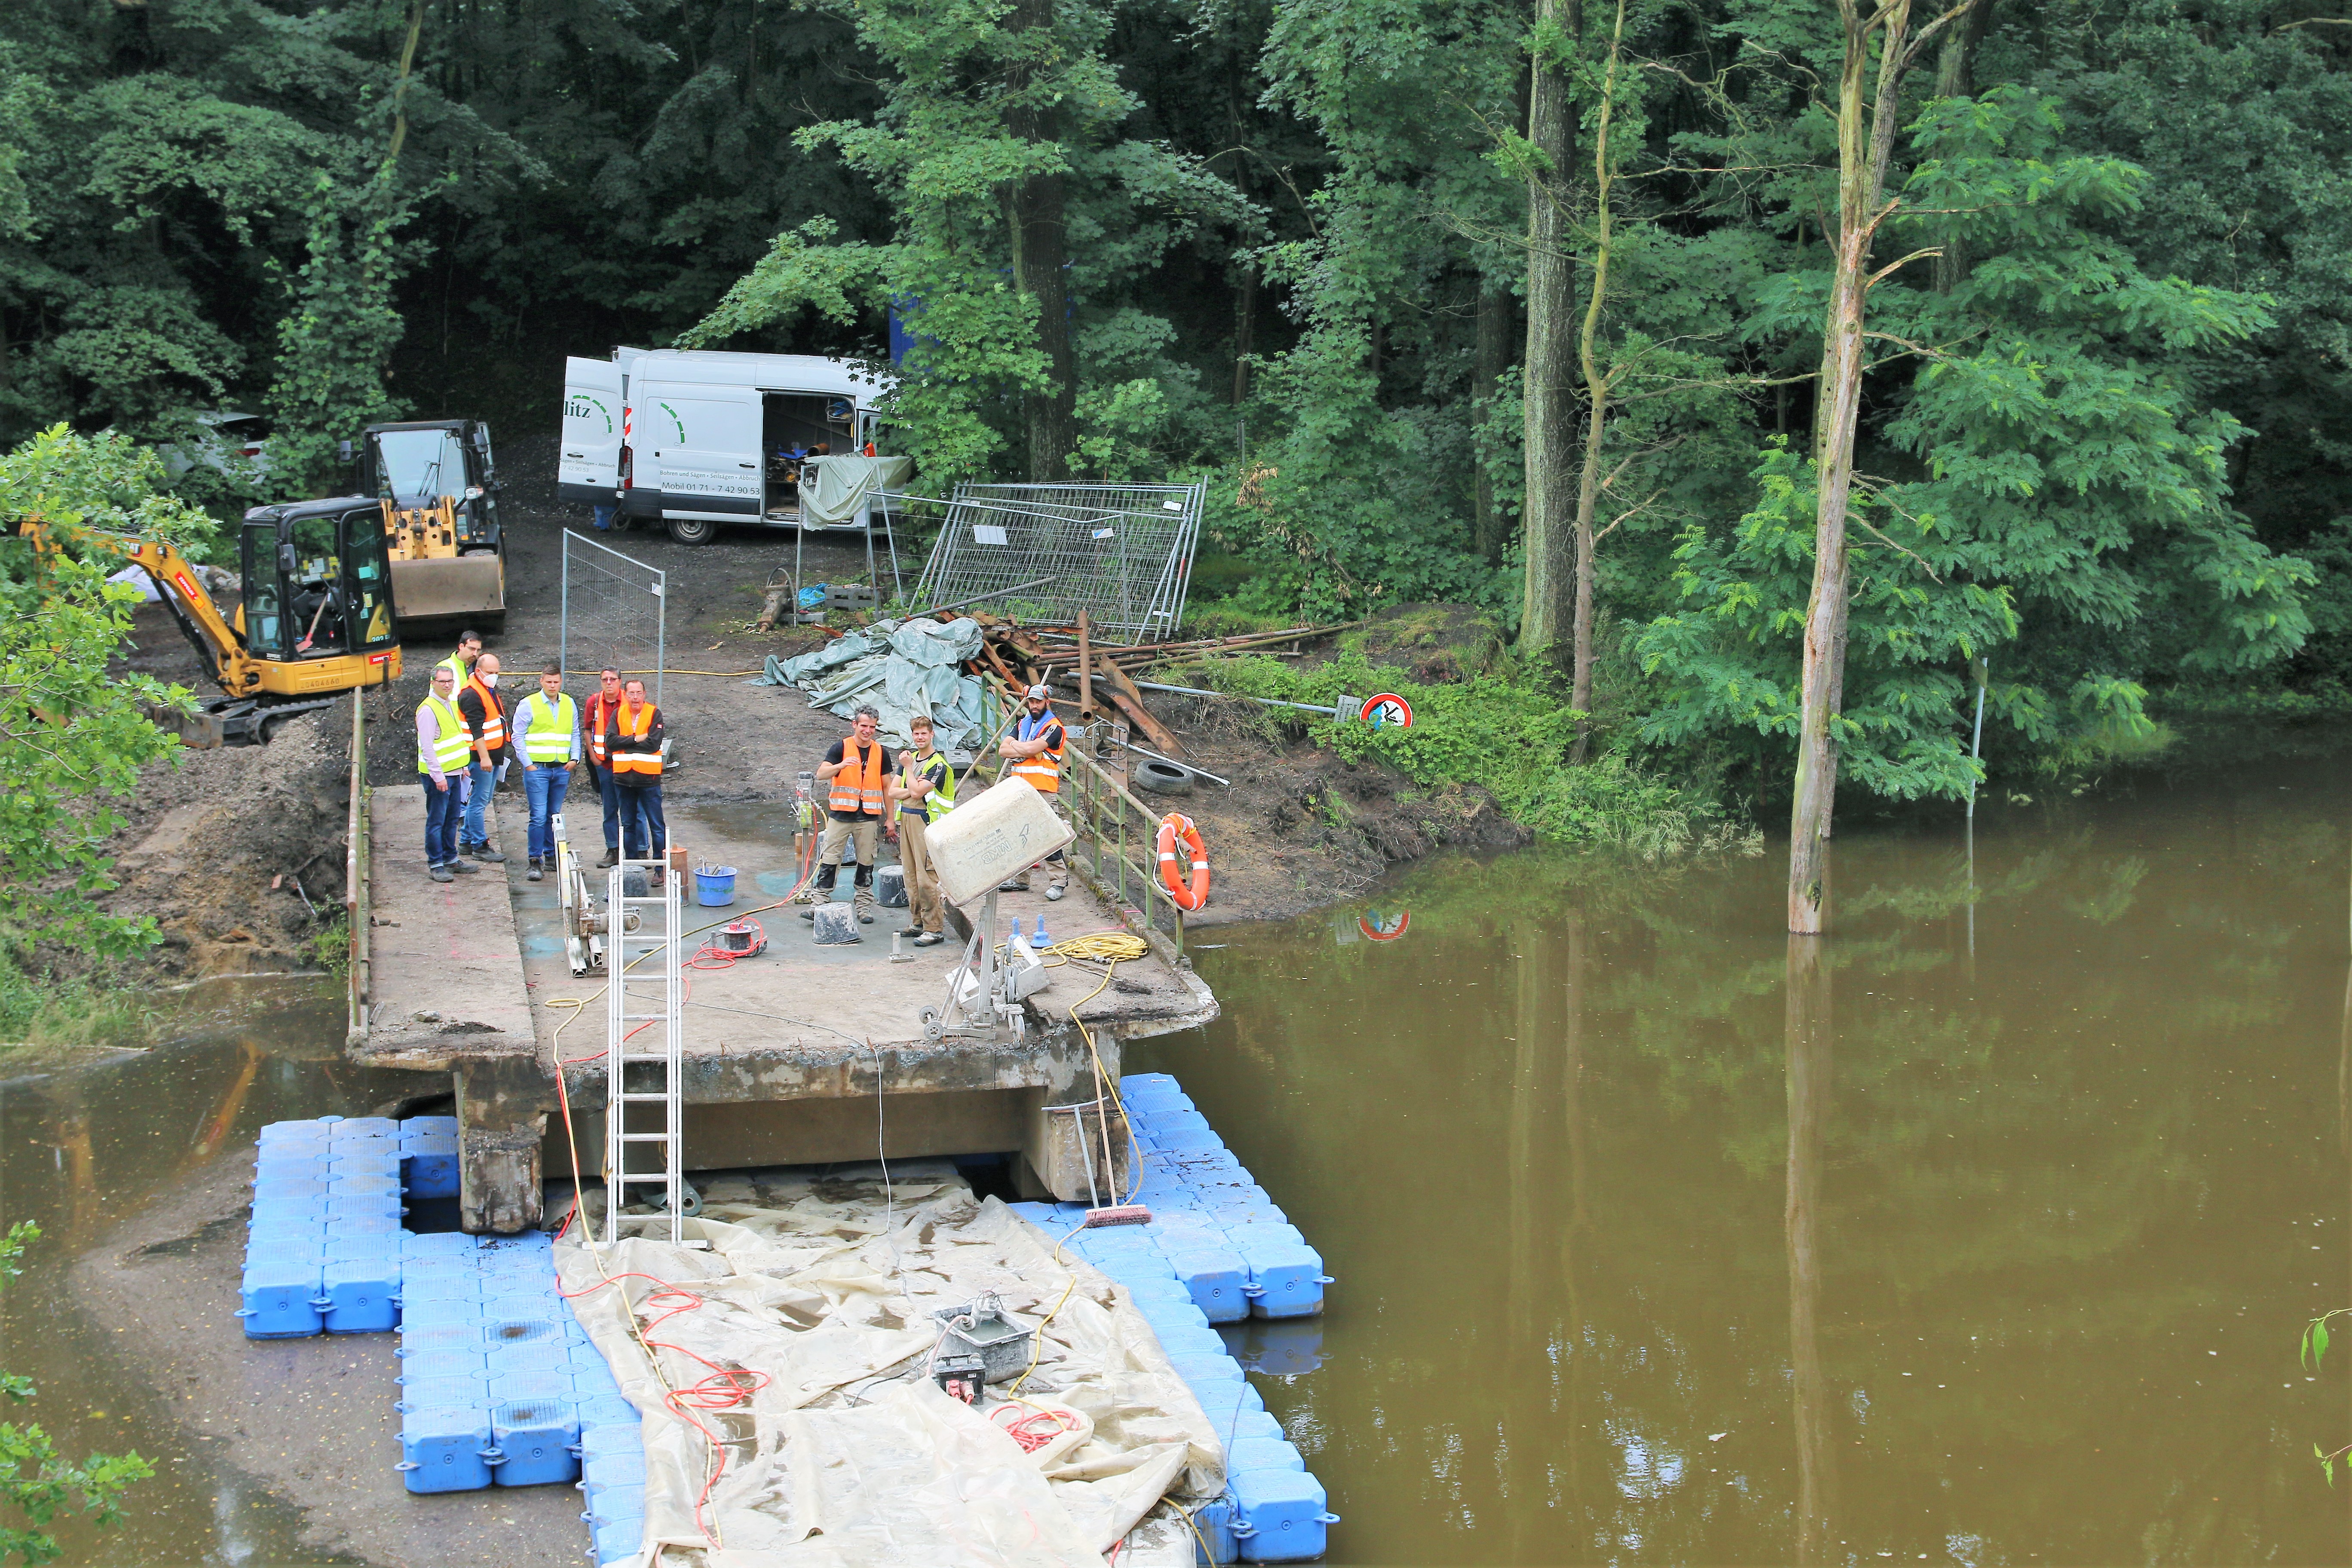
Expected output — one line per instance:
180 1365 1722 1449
354 790 1217 1231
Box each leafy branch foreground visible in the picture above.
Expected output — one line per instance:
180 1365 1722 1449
0 1223 149 1565
1167 650 1757 859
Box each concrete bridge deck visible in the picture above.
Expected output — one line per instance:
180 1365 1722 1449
356 787 1217 1231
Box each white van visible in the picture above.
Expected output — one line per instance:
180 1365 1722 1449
559 349 893 544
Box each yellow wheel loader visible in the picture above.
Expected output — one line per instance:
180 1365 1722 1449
352 419 508 635
6 498 404 745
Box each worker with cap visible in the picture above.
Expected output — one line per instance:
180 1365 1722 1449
607 677 668 879
512 661 580 883
455 651 509 862
435 629 483 690
416 664 477 884
997 683 1069 899
579 667 628 869
885 711 956 946
796 704 891 923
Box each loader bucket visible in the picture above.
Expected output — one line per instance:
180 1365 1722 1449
391 554 505 626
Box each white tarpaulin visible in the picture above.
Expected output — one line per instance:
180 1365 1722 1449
557 1164 1219 1568
752 617 991 753
799 456 916 527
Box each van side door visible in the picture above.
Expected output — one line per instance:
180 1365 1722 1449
638 384 761 519
560 358 624 503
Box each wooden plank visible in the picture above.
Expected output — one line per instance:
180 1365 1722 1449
1096 650 1185 758
1077 609 1094 718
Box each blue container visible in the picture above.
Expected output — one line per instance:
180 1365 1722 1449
694 866 737 906
322 1257 401 1333
490 1399 580 1487
398 1405 495 1494
238 1263 322 1338
1227 1436 1305 1475
592 1516 643 1565
395 1372 489 1413
1230 1468 1335 1562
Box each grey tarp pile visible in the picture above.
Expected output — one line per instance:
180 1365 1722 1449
798 454 915 527
556 1162 1219 1567
752 616 989 753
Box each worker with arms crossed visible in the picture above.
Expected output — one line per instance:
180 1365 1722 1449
997 683 1069 899
416 664 477 884
455 652 510 863
796 704 890 925
607 677 668 882
513 662 580 883
885 711 955 946
579 668 628 869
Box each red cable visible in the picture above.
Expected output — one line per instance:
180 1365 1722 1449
992 1406 1078 1454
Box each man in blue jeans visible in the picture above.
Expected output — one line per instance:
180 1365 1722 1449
416 665 475 882
512 661 581 882
454 652 510 861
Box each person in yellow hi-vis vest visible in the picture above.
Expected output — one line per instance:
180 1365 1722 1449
513 662 581 882
415 665 476 884
885 711 956 946
996 683 1069 899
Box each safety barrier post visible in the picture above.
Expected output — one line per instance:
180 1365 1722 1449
344 690 370 1047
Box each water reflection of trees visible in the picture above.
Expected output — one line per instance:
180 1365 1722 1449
1185 815 2349 1563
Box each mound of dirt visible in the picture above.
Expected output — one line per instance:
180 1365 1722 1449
95 704 353 979
1345 602 1504 685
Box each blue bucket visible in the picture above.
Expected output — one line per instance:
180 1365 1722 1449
694 866 737 907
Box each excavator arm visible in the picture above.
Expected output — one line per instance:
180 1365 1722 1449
5 516 248 698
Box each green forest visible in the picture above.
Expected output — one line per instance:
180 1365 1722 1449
6 0 2351 842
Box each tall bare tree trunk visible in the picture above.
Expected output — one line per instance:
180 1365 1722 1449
1785 933 1836 1563
1930 0 1995 295
1519 0 1580 657
1567 0 1626 764
1006 0 1076 482
1473 279 1515 564
1788 0 1970 933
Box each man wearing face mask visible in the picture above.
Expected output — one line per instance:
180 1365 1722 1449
455 651 511 863
579 667 628 869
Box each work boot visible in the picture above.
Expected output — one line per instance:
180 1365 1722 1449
429 864 454 884
854 888 876 925
526 858 543 882
997 873 1030 894
449 860 479 875
596 847 619 869
913 931 943 947
470 841 507 863
898 923 925 938
1045 875 1066 902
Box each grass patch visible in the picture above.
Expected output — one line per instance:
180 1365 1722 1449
1168 651 1755 858
302 915 350 977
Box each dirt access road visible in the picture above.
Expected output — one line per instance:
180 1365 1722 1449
102 432 1522 976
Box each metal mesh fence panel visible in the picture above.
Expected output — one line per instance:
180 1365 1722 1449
560 530 666 705
906 481 1205 643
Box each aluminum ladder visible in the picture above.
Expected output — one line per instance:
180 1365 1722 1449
599 857 695 1247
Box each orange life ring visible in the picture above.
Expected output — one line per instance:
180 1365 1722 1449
1156 813 1210 911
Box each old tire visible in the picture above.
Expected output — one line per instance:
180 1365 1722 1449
1135 759 1194 795
667 517 718 545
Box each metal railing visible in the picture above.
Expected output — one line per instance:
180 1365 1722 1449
560 529 666 706
344 691 371 1047
982 678 1188 961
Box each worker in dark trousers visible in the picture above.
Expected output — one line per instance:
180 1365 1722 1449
607 677 668 881
998 683 1069 898
416 665 475 883
455 652 509 862
795 704 891 924
578 667 628 868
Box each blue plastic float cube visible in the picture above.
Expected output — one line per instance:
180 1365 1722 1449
1162 1245 1250 1324
593 1517 643 1565
322 1256 401 1333
395 1344 487 1382
400 1272 481 1305
1167 1355 1248 1392
1152 1320 1228 1359
491 1399 579 1486
395 1373 489 1413
403 1231 479 1261
398 1404 494 1493
575 1396 640 1434
1227 1436 1305 1474
1228 1232 1328 1320
481 1313 561 1349
1190 1497 1239 1563
488 1369 573 1406
238 1263 322 1338
402 1114 459 1138
1230 1468 1335 1562
487 1338 575 1379
398 1298 482 1333
400 1137 459 1200
583 1475 645 1527
1193 1397 1285 1446
330 1115 400 1140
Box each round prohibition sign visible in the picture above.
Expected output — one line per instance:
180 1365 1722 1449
1359 908 1411 942
1360 692 1414 729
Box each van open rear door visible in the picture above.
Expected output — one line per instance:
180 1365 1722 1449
559 356 624 505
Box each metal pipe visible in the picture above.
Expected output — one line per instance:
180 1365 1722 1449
1124 677 1347 721
1096 735 1231 788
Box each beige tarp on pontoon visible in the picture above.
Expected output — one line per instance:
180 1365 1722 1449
556 1163 1219 1567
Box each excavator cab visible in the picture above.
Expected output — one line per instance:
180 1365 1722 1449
238 499 399 676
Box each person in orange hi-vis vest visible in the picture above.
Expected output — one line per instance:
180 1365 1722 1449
796 704 893 925
454 651 511 863
996 683 1070 900
578 668 627 868
607 678 668 879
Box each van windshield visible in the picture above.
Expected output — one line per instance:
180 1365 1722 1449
374 429 469 507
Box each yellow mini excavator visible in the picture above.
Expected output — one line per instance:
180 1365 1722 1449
6 496 404 745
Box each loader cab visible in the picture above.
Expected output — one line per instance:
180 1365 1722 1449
356 419 501 553
239 500 398 663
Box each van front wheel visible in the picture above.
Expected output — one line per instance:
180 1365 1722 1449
667 518 718 545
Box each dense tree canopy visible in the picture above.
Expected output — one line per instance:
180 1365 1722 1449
5 0 2351 818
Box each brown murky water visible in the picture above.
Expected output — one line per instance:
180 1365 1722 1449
1143 738 2352 1565
11 735 2352 1563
